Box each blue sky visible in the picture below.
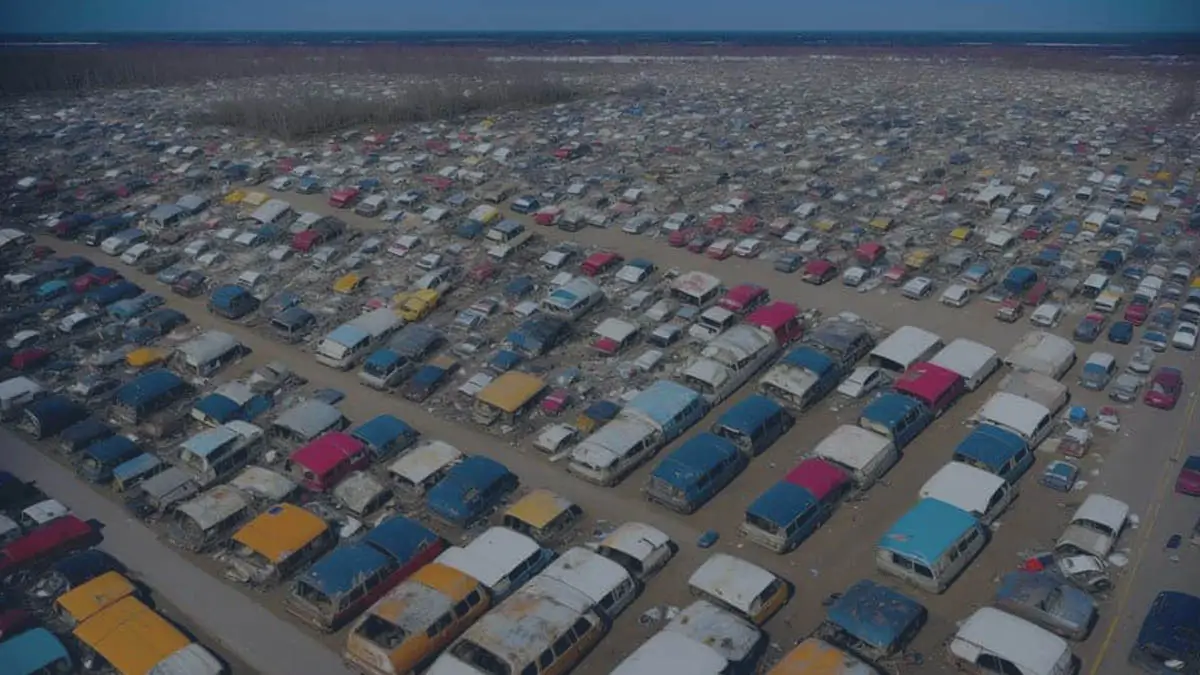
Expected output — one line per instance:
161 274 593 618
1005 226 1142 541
5 0 1198 34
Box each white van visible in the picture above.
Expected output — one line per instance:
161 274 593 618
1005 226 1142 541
590 522 674 581
0 376 45 420
529 547 638 618
663 601 763 672
950 608 1076 675
387 441 463 505
976 392 1053 449
1092 290 1122 313
929 339 1000 392
610 631 727 675
177 421 263 488
174 331 245 378
436 526 553 602
919 462 1016 525
1055 494 1129 559
568 417 661 486
687 554 788 626
810 425 898 490
1081 273 1109 299
868 326 943 374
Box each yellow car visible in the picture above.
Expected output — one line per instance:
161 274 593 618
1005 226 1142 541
397 289 440 322
222 189 246 205
333 273 366 295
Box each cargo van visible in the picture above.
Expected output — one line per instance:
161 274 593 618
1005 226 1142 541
876 498 987 593
645 434 747 514
858 394 932 451
435 526 554 602
711 395 793 457
687 554 789 625
811 425 899 490
530 547 638 619
920 462 1016 525
951 424 1034 484
741 458 852 553
501 489 584 544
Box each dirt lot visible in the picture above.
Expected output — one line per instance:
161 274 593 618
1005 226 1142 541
33 170 1200 675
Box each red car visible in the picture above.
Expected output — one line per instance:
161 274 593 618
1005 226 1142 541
1176 456 1200 496
0 515 100 577
736 216 761 234
687 234 714 254
667 228 694 248
10 348 50 372
541 388 572 416
580 251 622 277
803 259 838 285
1144 366 1183 410
70 267 120 293
1124 301 1150 326
704 214 727 234
328 187 361 209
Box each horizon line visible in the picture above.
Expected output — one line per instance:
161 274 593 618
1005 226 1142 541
2 28 1198 37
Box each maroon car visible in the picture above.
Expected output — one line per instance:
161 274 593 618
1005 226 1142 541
1144 366 1183 410
1176 455 1200 496
70 267 120 293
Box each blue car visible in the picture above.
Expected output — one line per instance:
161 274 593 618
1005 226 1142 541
1143 330 1169 352
995 571 1096 641
425 456 518 527
1130 591 1200 673
1107 321 1134 344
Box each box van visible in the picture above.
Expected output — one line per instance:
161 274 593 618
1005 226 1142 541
868 326 943 374
950 608 1076 675
530 547 638 619
502 489 584 544
811 425 898 490
436 526 554 602
951 424 1034 484
858 394 932 451
976 392 1055 450
687 554 789 626
226 503 335 588
920 462 1016 525
876 498 987 593
711 395 793 457
741 458 852 553
427 583 607 675
343 563 491 675
590 522 674 582
645 433 747 514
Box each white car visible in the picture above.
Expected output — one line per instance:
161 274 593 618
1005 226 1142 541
837 366 889 399
1173 322 1198 350
733 237 766 258
1030 303 1064 328
939 284 972 308
533 423 579 454
5 330 41 350
1128 345 1156 374
901 276 935 300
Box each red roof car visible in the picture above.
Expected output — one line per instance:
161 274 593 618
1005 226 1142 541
802 259 837 285
541 389 572 416
1176 455 1200 496
668 228 694 248
580 252 622 277
328 187 361 209
1124 301 1150 326
1144 366 1183 410
70 267 120 293
0 515 99 578
10 348 50 372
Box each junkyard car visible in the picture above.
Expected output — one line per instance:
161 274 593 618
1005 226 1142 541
1073 313 1105 343
994 571 1097 640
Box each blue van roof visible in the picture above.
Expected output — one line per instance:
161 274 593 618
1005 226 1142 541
364 349 402 369
111 453 163 483
83 435 138 463
0 628 70 674
862 393 926 427
826 579 927 651
300 543 393 595
192 392 242 425
352 414 417 449
425 456 511 522
209 284 249 306
651 433 740 488
115 370 185 408
1136 591 1200 658
627 380 705 428
715 395 785 437
952 424 1028 472
780 346 836 375
26 395 88 432
878 498 980 566
48 549 123 585
745 480 816 528
363 515 440 563
327 324 369 347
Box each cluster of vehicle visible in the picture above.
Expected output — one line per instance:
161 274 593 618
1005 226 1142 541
0 470 225 674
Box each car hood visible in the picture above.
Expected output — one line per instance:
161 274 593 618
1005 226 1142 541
1057 526 1113 558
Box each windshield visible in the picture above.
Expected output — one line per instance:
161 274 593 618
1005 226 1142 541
744 512 782 535
355 614 408 650
293 580 335 612
1039 587 1064 613
682 374 716 395
1073 517 1116 538
449 640 510 675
